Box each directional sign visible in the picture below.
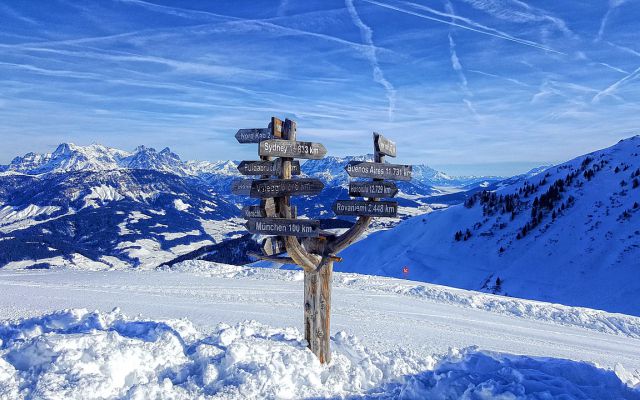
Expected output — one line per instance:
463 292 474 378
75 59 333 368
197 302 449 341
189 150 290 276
345 161 412 181
231 179 253 195
249 179 324 198
333 200 398 217
235 118 283 143
259 139 327 160
262 236 287 256
237 160 301 176
242 205 267 218
349 181 398 198
235 128 272 144
241 202 294 219
246 217 320 237
374 133 397 157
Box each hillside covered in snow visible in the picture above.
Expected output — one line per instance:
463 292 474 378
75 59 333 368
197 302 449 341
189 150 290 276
338 136 640 315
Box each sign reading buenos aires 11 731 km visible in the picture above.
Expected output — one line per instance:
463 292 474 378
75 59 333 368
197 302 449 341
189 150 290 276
345 161 412 181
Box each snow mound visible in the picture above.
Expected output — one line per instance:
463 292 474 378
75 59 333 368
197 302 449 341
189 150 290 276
378 347 640 399
0 309 432 399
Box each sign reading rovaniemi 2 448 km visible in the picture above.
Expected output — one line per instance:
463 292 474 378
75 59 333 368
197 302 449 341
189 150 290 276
232 117 411 364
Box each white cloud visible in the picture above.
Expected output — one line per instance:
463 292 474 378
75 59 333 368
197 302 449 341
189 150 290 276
364 0 564 54
345 0 397 121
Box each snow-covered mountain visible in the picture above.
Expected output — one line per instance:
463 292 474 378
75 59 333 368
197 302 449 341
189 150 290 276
0 142 502 269
338 136 640 316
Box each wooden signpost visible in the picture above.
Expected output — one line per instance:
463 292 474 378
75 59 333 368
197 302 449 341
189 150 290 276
233 117 411 364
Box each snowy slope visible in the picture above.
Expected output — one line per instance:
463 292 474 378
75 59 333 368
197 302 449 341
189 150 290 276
0 169 243 269
0 263 639 398
338 136 640 316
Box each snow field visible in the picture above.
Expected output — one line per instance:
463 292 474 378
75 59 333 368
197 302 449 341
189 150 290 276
1 308 638 399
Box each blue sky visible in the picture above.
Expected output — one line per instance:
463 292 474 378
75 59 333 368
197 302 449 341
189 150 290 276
0 0 638 175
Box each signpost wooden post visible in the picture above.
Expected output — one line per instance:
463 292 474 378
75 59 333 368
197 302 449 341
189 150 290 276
232 118 411 364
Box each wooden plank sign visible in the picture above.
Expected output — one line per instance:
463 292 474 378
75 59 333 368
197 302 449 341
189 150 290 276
246 217 320 237
231 179 253 195
242 205 268 218
345 161 412 181
249 179 324 198
235 128 272 144
349 181 398 198
262 236 287 256
259 139 327 160
374 133 397 157
237 160 301 176
333 200 398 217
235 118 283 143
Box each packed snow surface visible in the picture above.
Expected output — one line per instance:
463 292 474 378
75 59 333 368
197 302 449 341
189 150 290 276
0 262 639 398
1 309 638 399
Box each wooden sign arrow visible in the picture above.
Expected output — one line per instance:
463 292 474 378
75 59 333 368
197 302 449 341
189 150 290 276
231 179 253 195
345 161 412 181
374 133 397 157
333 200 398 217
235 128 272 144
262 236 287 256
246 217 320 237
235 118 283 143
241 202 292 219
259 139 327 160
250 179 324 198
237 160 301 176
242 205 267 218
349 181 398 198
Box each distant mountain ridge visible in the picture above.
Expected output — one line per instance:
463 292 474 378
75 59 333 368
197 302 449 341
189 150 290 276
0 142 505 269
2 143 502 186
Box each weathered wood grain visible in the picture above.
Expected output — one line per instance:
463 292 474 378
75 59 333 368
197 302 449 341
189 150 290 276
374 132 397 157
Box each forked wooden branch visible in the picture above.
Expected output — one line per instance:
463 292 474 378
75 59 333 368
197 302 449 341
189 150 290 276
247 252 295 264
